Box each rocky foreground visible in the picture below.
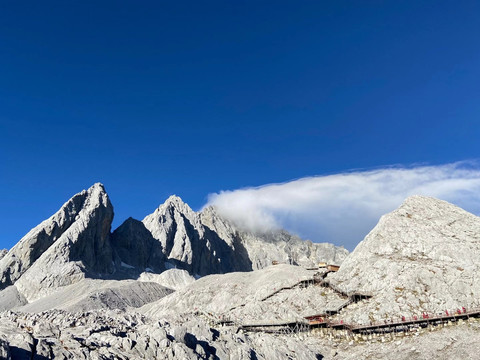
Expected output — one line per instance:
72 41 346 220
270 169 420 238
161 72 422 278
2 307 480 360
0 184 480 359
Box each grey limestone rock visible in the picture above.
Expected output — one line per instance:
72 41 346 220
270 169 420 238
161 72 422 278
0 285 27 311
142 195 253 276
138 268 196 290
111 217 165 273
0 185 102 289
17 279 173 312
329 195 480 324
0 309 326 359
142 196 348 277
12 183 115 301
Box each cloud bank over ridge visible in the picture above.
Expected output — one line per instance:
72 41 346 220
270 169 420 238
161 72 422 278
206 162 480 250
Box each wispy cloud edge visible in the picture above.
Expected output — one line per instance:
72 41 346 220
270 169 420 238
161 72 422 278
205 161 480 250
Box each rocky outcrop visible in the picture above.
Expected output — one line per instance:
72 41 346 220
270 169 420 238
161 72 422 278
142 196 253 276
0 183 344 305
11 183 116 301
0 286 27 311
200 205 348 269
143 196 348 276
0 186 100 289
138 269 196 290
0 309 327 359
111 217 165 274
17 279 173 313
328 195 480 324
141 264 321 318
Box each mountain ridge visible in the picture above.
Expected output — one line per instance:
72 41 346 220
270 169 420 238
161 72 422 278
0 183 347 303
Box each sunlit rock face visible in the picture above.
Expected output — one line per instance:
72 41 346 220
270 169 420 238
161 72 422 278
142 195 347 276
0 183 346 304
142 195 253 276
0 183 115 301
329 195 480 324
1 186 480 359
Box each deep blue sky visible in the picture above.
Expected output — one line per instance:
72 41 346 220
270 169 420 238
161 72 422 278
1 1 479 249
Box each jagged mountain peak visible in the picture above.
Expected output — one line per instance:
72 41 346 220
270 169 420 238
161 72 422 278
0 183 113 290
0 184 115 301
164 194 185 205
84 182 110 206
0 183 348 301
160 194 189 209
148 194 197 223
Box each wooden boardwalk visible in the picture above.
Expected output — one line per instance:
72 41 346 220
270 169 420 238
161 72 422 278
238 319 310 334
349 308 480 334
226 266 480 337
238 308 480 335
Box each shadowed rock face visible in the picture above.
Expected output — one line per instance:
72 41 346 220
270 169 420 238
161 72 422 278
0 183 347 303
68 186 115 276
111 217 165 273
6 184 116 301
142 196 348 276
201 206 348 270
142 196 253 276
0 183 113 290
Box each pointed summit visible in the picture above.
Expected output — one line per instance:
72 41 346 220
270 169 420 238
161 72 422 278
142 195 200 272
0 183 107 289
0 183 115 301
156 195 197 219
164 194 186 206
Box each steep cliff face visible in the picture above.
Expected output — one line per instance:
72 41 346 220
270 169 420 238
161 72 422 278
13 183 116 301
0 188 91 289
0 184 347 303
142 196 347 276
199 205 348 270
1 191 480 359
111 217 165 273
328 195 480 324
142 196 252 276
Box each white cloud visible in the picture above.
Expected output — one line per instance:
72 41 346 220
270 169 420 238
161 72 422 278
206 162 480 250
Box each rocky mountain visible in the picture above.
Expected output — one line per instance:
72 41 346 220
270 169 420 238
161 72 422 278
199 206 347 270
138 268 196 290
0 183 346 307
0 183 115 301
143 196 348 276
111 217 166 274
1 189 480 359
142 196 253 276
140 264 345 322
328 195 480 324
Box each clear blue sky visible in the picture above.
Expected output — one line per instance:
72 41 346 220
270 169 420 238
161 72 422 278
1 1 479 249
